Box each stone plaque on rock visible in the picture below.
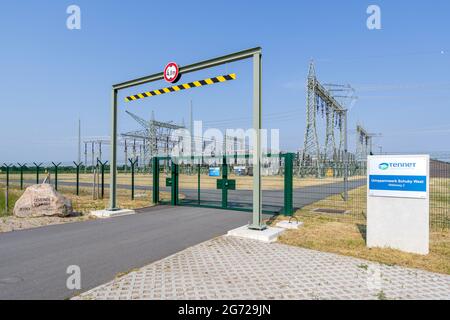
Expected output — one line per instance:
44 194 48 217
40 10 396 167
13 183 73 218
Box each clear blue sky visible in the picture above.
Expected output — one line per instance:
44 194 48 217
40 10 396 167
0 0 449 163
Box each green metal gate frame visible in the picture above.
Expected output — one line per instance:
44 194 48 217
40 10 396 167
109 47 266 230
152 153 295 217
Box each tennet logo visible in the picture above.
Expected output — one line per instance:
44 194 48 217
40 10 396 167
378 163 389 170
378 162 416 170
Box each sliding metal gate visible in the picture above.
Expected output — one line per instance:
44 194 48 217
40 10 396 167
152 154 295 216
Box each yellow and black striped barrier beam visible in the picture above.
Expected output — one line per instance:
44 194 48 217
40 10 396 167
125 73 236 102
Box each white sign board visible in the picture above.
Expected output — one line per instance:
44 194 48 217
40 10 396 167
368 156 428 199
367 155 429 255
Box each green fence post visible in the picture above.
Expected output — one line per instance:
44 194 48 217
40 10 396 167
171 161 178 206
52 162 61 191
2 164 12 214
2 164 10 189
17 163 26 190
197 163 201 205
222 155 228 208
33 162 43 185
152 157 159 204
102 162 106 199
97 159 108 199
73 161 82 195
5 165 9 213
283 153 294 216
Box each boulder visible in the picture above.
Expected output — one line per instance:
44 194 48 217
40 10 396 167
13 183 73 218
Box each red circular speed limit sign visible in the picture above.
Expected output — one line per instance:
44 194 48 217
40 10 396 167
163 62 180 83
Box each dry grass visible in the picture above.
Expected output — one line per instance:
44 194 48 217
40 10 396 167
43 172 364 191
277 178 450 274
0 183 170 233
0 187 23 216
63 186 159 213
275 213 450 275
1 183 171 215
300 185 367 223
275 187 450 276
299 178 449 229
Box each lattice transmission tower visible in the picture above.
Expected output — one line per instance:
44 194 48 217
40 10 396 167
302 61 353 174
323 83 357 159
302 62 321 167
122 110 185 166
355 125 382 161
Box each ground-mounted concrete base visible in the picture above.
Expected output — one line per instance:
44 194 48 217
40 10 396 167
74 236 450 300
90 209 135 219
276 220 303 230
227 225 285 243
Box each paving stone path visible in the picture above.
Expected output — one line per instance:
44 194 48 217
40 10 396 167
74 236 450 300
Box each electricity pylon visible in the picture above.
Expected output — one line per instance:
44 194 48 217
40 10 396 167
302 61 349 175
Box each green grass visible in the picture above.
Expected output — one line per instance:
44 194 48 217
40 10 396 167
0 187 20 217
300 178 449 230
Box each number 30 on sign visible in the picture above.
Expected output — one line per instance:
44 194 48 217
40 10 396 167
164 62 180 83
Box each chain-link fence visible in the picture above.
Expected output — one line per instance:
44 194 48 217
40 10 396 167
293 157 367 224
1 153 449 230
429 159 450 230
292 153 449 231
0 160 155 216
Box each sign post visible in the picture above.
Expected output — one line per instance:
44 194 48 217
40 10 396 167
367 155 430 254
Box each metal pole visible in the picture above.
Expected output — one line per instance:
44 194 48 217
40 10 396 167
76 163 80 196
101 162 105 199
54 163 58 190
129 158 137 200
73 162 82 196
5 170 8 214
77 164 80 195
97 159 108 199
142 139 146 171
139 144 142 170
20 165 23 190
4 165 9 213
152 157 159 204
124 140 128 173
17 163 26 190
3 164 11 214
78 118 81 164
96 162 100 199
4 187 8 214
171 161 178 206
33 162 42 184
84 142 88 174
109 89 118 210
283 153 294 216
343 109 349 201
249 52 264 230
197 163 201 205
52 162 61 191
91 142 95 173
92 167 96 200
222 155 228 209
